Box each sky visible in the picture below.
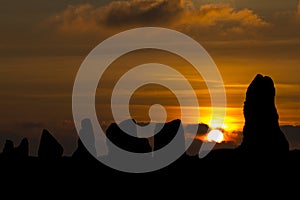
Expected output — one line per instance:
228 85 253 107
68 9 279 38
0 0 300 155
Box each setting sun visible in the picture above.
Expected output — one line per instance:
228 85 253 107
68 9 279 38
195 107 243 132
207 129 224 143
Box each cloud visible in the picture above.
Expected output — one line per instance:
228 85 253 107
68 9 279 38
51 0 184 33
17 121 44 130
214 141 239 149
185 123 209 135
50 0 269 38
100 0 183 26
187 4 268 27
176 4 269 39
184 123 242 145
223 130 242 145
234 0 297 17
260 1 300 39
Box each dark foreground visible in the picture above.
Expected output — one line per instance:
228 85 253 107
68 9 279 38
1 150 299 196
2 149 300 175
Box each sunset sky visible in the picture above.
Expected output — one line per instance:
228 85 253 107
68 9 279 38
1 0 300 155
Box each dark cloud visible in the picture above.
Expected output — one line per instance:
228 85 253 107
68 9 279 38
2 0 298 43
51 0 184 33
223 130 242 145
17 121 44 130
100 0 183 26
185 124 243 145
185 123 209 135
50 0 268 39
236 0 297 17
214 141 239 149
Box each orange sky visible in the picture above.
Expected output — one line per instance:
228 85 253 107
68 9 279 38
0 0 300 154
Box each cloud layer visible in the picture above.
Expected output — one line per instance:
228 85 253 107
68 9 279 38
51 0 183 33
176 3 269 38
50 0 269 39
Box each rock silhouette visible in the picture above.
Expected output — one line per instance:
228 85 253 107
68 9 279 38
15 138 29 158
38 129 64 159
2 140 14 158
153 119 185 155
1 138 29 159
72 118 96 160
238 74 289 156
106 119 152 156
3 140 14 154
72 139 96 161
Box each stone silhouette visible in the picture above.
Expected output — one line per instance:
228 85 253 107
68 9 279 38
1 138 29 159
0 73 298 176
238 74 289 156
72 139 92 160
38 129 64 159
72 118 96 160
2 140 14 157
106 119 152 156
15 138 29 158
153 119 185 157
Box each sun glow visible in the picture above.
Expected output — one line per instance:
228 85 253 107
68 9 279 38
197 107 243 132
207 129 224 143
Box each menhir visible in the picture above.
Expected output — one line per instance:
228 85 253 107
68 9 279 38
239 74 289 157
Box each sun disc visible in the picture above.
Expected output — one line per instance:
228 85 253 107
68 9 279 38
207 129 224 143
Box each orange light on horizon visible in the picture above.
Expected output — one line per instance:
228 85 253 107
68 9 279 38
197 107 244 132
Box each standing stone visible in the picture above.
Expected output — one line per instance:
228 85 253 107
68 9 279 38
153 119 185 157
15 138 29 158
239 74 289 156
2 140 14 157
38 129 64 159
106 119 152 156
